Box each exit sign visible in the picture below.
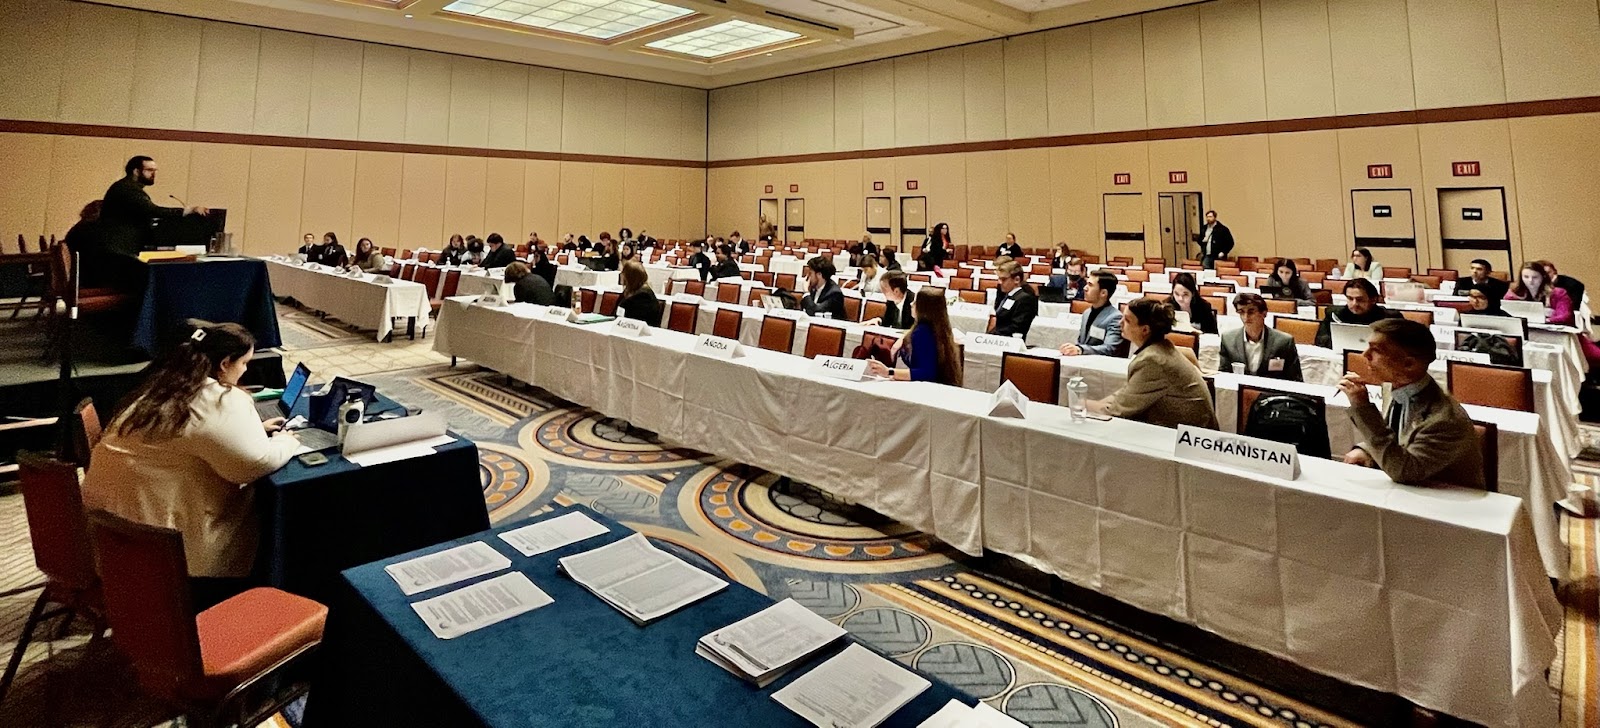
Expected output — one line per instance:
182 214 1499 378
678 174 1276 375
1113 173 1131 185
1367 164 1393 179
1168 171 1187 184
906 180 918 190
1453 161 1481 176
789 184 799 193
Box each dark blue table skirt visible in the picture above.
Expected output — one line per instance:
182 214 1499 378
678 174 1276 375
302 505 972 728
133 258 282 355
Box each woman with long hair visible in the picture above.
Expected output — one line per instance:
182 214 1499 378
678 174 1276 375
1337 247 1382 282
81 321 300 609
856 254 882 291
1167 272 1218 334
866 290 963 386
1266 258 1314 303
441 233 467 265
919 222 951 273
1505 261 1575 325
616 260 661 326
350 237 386 273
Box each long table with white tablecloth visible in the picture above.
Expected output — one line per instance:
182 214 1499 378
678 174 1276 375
432 297 1558 728
263 259 430 341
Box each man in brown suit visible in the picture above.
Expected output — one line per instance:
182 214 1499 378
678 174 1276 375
1091 299 1219 430
1338 318 1484 487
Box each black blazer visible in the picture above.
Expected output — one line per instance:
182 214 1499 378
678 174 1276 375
307 243 348 267
480 245 517 269
882 298 915 329
618 288 662 326
1171 294 1219 334
513 274 559 305
1198 221 1234 257
710 259 742 280
1556 275 1586 309
688 252 712 282
1454 276 1508 302
533 260 557 286
803 281 847 320
440 248 466 266
919 236 947 268
997 242 1024 258
99 176 184 254
990 288 1039 338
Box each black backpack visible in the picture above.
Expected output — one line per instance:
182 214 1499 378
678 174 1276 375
1244 393 1331 459
1458 332 1519 366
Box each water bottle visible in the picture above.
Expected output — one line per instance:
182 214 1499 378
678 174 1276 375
1067 376 1088 423
337 391 365 444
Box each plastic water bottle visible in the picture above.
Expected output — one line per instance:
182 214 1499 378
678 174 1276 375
1067 376 1088 423
337 391 365 444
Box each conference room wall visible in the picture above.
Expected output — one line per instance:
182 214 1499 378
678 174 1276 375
706 113 1600 285
0 131 708 254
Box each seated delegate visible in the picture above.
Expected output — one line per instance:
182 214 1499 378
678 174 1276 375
617 261 661 326
81 321 301 611
988 262 1039 339
1168 273 1218 334
1505 261 1575 326
862 273 914 329
865 290 964 386
801 257 847 320
1088 299 1219 429
1336 318 1483 487
1465 288 1510 316
302 231 348 267
349 237 387 274
687 240 713 282
1453 258 1508 301
1262 258 1314 304
1219 293 1303 381
1314 278 1394 348
1059 272 1126 357
710 244 742 280
505 262 559 306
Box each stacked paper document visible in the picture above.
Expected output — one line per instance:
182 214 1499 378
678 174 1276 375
916 699 1027 728
772 643 931 728
557 534 727 624
695 598 847 687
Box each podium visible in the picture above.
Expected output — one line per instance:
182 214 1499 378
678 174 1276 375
148 208 227 251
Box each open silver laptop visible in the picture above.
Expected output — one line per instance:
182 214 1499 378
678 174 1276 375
1498 299 1546 321
1329 322 1372 354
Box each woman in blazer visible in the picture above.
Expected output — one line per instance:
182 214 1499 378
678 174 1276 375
616 261 662 326
1090 299 1219 429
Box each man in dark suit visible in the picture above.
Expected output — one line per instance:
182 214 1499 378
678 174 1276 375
996 233 1024 259
1194 210 1234 269
989 262 1038 338
1315 278 1396 348
1059 272 1126 357
98 155 208 257
1219 293 1303 381
687 240 713 282
479 233 517 269
1543 261 1586 312
1453 259 1509 302
801 256 847 320
873 273 915 329
710 244 742 280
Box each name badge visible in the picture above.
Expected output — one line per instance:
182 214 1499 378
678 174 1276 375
1173 425 1300 480
612 317 648 337
546 305 571 318
475 294 506 307
1267 357 1285 372
1089 325 1108 342
812 356 868 381
694 334 742 360
1000 298 1015 311
970 333 1026 352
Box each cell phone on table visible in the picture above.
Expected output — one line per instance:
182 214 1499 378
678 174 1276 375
297 452 329 467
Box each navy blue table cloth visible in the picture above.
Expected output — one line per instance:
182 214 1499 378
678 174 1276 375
303 505 974 728
133 258 282 355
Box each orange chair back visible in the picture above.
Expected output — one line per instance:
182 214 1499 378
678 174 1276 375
757 316 797 352
1437 298 1472 313
397 263 415 281
683 280 705 297
1236 256 1259 268
950 277 975 291
1427 268 1459 282
1314 258 1339 272
754 271 775 287
1141 263 1164 273
1069 300 1091 314
775 273 798 290
667 301 699 334
1221 275 1249 287
19 453 99 595
1447 361 1535 412
1265 299 1298 314
1199 284 1234 296
1300 271 1326 284
1000 352 1061 404
579 288 597 312
1409 274 1442 289
1343 350 1373 380
1166 331 1199 353
715 283 741 304
863 299 887 322
1272 316 1320 345
977 278 999 291
88 510 203 701
1474 421 1499 492
712 308 742 339
1201 294 1228 314
599 291 621 316
842 296 865 321
1124 269 1150 282
437 269 462 299
803 324 847 359
1397 308 1434 326
1383 266 1412 279
70 397 102 468
957 290 986 304
415 266 442 296
1123 281 1143 293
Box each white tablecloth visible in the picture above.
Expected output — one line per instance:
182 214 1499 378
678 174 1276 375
263 259 429 341
432 299 1560 728
456 270 510 299
555 267 619 290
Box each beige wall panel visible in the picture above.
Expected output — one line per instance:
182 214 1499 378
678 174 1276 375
351 151 403 249
300 148 357 245
1049 146 1100 249
963 152 1008 246
442 156 489 238
621 165 672 236
861 61 897 150
0 0 67 121
1327 0 1416 115
711 86 758 160
1044 26 1095 136
625 81 673 159
1204 136 1275 258
704 167 746 238
485 158 526 242
757 81 785 157
680 87 708 162
1499 0 1600 102
793 162 834 237
398 154 447 249
525 67 565 153
357 44 409 144
1260 0 1335 120
448 58 495 149
1141 6 1206 129
1146 136 1210 239
1337 125 1421 264
558 162 595 236
243 146 306 253
678 167 706 240
894 55 931 148
1094 143 1150 257
1091 17 1148 132
487 62 529 151
130 13 202 131
1199 0 1267 124
1003 34 1049 140
800 73 834 155
405 51 453 146
832 160 865 240
1415 120 1518 268
187 142 253 246
306 38 363 141
775 77 807 156
592 164 625 232
1005 149 1052 246
707 88 735 161
59 3 138 126
523 160 562 241
1510 114 1600 285
0 134 56 239
1406 0 1504 108
833 67 865 152
253 31 315 138
562 74 626 156
1268 131 1346 262
926 49 967 145
963 42 1007 143
45 136 137 236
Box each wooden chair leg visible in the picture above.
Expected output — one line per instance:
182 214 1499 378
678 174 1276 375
0 593 50 704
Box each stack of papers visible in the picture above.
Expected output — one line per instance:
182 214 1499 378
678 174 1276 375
409 572 553 640
497 511 611 556
772 644 930 728
916 700 1026 728
696 598 847 687
557 534 727 624
384 541 511 596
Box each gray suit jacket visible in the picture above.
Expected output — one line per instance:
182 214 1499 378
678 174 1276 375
1218 327 1303 381
1076 304 1126 356
1350 378 1484 488
1105 341 1220 429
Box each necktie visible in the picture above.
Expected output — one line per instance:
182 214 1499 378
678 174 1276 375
1386 400 1405 436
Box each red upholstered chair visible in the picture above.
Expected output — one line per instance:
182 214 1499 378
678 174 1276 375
842 296 865 322
1343 350 1373 380
579 288 597 313
414 267 443 308
757 316 797 352
1265 298 1298 314
862 299 887 323
803 324 847 359
1166 331 1200 354
667 301 699 334
775 273 797 290
1069 300 1091 314
1383 266 1412 279
958 290 986 304
88 510 327 728
429 270 461 315
1273 317 1320 345
599 291 621 316
754 271 775 287
1000 352 1061 404
67 397 102 469
1447 361 1535 412
1427 268 1459 282
1398 308 1434 326
396 263 415 281
712 308 743 339
715 283 741 304
683 280 706 297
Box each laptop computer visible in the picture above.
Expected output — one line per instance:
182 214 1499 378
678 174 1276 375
1459 312 1530 338
1498 299 1546 321
1329 322 1372 355
256 363 311 421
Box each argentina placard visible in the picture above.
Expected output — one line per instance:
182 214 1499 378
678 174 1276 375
1173 425 1300 480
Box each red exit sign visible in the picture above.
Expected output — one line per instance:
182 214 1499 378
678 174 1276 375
1113 173 1131 185
1367 164 1393 179
1453 161 1481 176
1168 171 1187 184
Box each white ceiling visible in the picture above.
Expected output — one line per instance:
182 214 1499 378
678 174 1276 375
93 0 1203 88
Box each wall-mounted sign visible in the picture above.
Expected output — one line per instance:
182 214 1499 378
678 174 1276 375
906 180 919 190
1367 164 1393 179
873 181 884 191
1452 161 1481 176
1372 205 1393 218
789 184 799 193
1462 208 1484 220
764 185 773 194
1168 171 1187 184
1113 173 1131 185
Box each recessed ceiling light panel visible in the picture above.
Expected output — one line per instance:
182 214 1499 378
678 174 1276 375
644 19 801 58
442 0 695 40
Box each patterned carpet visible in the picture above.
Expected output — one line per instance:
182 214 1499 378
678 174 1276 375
1 304 1597 727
